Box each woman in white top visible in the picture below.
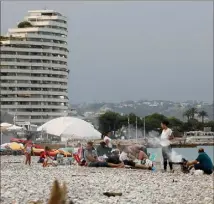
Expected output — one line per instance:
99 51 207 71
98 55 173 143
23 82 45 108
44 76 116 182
160 120 174 172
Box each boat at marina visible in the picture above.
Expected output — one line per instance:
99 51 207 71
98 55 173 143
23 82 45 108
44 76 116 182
184 131 214 144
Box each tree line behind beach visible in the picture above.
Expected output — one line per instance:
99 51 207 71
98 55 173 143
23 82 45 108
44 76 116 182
98 107 214 137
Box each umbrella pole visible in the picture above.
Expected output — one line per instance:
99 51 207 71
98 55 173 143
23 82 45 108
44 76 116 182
1 129 2 145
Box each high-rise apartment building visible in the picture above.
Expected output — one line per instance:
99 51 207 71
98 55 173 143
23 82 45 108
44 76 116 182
0 10 69 126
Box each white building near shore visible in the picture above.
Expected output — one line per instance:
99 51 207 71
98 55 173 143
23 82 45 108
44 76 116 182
0 10 69 126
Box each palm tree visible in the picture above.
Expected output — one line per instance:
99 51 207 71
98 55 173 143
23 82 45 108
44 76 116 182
198 110 208 123
183 109 191 122
189 107 198 119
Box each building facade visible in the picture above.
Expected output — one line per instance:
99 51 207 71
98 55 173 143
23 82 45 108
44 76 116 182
0 10 69 126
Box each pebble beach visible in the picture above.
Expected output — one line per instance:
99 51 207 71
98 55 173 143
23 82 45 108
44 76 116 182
1 156 213 204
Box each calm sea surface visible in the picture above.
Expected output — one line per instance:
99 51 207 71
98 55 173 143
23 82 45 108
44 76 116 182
148 146 214 163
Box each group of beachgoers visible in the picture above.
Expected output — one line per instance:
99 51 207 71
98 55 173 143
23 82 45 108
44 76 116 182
23 120 213 175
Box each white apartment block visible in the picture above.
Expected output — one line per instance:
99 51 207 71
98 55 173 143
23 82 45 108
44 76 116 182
0 10 69 126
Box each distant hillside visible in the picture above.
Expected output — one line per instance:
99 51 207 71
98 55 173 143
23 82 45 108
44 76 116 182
71 100 213 120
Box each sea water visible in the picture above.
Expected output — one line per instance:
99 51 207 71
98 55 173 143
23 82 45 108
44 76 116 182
148 146 214 163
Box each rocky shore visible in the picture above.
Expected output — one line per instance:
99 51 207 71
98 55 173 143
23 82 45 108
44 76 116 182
1 156 213 204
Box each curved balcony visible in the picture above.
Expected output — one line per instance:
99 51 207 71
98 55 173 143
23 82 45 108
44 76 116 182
1 54 67 62
1 69 68 76
1 98 69 102
31 21 67 29
26 14 67 21
26 33 67 41
1 104 68 109
2 40 68 49
0 90 68 96
1 61 67 69
8 27 67 35
1 83 67 89
2 76 68 83
0 46 68 55
9 111 67 116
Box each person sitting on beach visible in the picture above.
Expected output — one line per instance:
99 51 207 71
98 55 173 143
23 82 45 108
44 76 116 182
117 144 152 170
96 141 112 157
43 146 55 167
38 151 45 163
77 141 84 159
186 148 213 175
84 141 124 168
103 132 113 148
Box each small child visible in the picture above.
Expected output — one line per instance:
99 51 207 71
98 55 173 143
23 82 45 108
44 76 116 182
24 141 33 165
43 146 54 167
38 151 45 163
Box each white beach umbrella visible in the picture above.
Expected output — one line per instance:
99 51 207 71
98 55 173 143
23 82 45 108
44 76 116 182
0 122 12 127
0 143 10 149
38 117 101 140
0 123 13 145
7 125 24 131
0 123 13 132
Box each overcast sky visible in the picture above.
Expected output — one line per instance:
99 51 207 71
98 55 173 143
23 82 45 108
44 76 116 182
1 1 213 104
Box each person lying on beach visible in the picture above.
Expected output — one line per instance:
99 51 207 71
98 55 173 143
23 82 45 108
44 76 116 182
84 141 124 168
117 144 152 170
119 144 148 161
119 150 152 170
186 148 213 175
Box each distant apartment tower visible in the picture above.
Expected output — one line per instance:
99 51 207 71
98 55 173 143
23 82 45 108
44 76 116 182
0 10 69 126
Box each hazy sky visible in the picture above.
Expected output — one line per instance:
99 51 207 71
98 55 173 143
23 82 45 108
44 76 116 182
1 1 213 104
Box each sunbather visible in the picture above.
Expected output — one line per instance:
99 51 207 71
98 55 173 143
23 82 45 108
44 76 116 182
84 141 124 168
117 143 152 170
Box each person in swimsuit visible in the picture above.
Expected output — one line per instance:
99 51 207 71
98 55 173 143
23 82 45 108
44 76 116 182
24 141 33 165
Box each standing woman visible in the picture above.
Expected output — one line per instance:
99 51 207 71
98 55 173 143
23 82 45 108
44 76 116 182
160 120 174 172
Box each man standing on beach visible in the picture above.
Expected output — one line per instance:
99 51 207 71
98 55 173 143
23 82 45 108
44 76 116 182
160 120 174 172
